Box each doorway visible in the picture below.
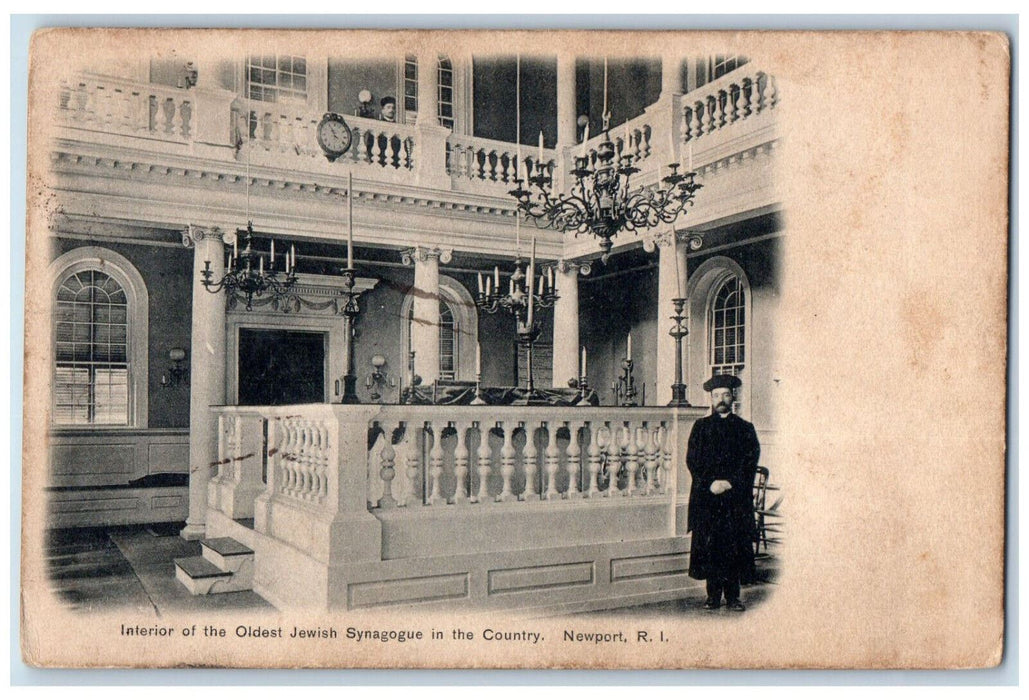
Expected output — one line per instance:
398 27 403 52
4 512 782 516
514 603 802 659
237 329 327 405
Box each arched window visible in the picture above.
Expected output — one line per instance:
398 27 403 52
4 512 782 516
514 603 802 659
407 300 458 381
50 247 149 427
401 55 456 128
709 274 745 378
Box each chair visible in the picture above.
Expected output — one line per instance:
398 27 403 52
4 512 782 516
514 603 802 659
752 466 784 556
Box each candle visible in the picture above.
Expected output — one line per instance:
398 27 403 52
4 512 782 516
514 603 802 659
581 123 590 158
627 332 632 361
538 273 545 295
259 255 263 275
581 346 587 377
547 266 554 289
347 172 354 268
271 239 275 268
527 236 536 327
494 266 500 289
477 272 484 295
485 276 492 297
538 130 544 163
233 236 238 259
475 342 481 376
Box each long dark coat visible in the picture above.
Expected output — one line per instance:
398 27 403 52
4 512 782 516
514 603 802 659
686 412 760 582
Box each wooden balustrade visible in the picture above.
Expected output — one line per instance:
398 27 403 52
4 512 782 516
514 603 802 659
58 74 194 141
446 134 555 185
579 118 653 170
680 69 778 145
366 406 676 509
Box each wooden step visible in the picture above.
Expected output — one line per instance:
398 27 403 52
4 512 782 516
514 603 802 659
201 537 254 572
174 545 255 596
174 556 232 595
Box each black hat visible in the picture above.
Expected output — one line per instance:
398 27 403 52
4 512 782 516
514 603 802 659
380 96 396 106
702 373 742 392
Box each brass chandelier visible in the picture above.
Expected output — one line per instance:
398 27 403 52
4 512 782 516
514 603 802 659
508 58 702 261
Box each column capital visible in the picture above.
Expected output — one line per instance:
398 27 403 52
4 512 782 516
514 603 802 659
553 258 593 276
182 224 235 249
401 246 453 266
643 228 703 253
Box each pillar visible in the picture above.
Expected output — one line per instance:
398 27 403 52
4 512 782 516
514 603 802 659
552 259 590 388
653 230 689 405
404 246 452 384
556 54 578 147
417 51 439 127
180 225 229 540
661 54 683 99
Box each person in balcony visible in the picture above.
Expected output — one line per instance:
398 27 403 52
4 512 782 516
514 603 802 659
379 96 397 122
686 373 760 612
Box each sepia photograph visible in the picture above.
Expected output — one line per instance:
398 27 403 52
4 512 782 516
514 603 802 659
18 27 1009 670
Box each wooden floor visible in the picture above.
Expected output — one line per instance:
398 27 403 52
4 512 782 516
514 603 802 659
44 523 780 616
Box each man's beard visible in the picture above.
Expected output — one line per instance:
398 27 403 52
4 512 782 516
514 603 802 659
714 401 732 414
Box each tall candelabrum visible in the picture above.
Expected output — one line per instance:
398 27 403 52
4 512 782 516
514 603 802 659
614 358 639 407
668 297 690 407
200 221 298 311
336 267 362 404
475 250 558 404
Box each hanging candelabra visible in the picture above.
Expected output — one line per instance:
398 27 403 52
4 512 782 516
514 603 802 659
508 58 702 262
475 236 558 404
201 222 298 311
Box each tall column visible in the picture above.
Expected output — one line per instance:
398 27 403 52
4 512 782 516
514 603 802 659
651 230 689 405
556 54 578 147
661 55 683 99
180 225 230 540
403 246 452 384
551 259 591 388
416 51 439 127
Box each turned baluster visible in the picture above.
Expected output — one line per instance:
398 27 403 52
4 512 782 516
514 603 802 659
717 90 728 127
452 144 467 178
280 420 295 495
543 422 562 500
640 126 652 159
681 107 692 143
473 423 492 503
370 130 384 167
768 74 779 108
604 423 621 497
705 95 717 134
756 72 768 113
691 102 704 141
402 423 421 506
729 84 741 124
585 423 603 498
624 423 640 497
299 421 314 499
427 423 446 505
521 422 539 501
565 422 582 498
643 424 659 495
378 422 397 509
497 421 516 502
317 422 330 501
741 78 754 118
659 424 673 493
176 99 191 138
452 422 471 504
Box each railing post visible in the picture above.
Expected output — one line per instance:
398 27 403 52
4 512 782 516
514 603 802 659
323 406 383 562
415 123 452 189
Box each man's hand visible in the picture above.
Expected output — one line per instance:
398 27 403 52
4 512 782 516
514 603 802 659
709 479 733 495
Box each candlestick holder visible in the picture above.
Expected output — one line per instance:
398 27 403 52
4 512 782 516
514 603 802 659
615 357 639 407
476 254 558 400
513 320 550 405
338 266 362 404
575 376 592 406
470 373 487 405
668 297 691 407
401 350 420 404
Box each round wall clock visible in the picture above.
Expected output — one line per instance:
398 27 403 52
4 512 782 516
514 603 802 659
316 113 353 162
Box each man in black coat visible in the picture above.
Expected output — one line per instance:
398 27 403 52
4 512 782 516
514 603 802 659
686 373 760 611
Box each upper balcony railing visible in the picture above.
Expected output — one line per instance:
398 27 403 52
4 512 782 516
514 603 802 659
55 67 778 209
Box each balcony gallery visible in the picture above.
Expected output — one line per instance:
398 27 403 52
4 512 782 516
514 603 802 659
45 41 781 613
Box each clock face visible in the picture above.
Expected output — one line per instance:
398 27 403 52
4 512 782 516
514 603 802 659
317 115 352 157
